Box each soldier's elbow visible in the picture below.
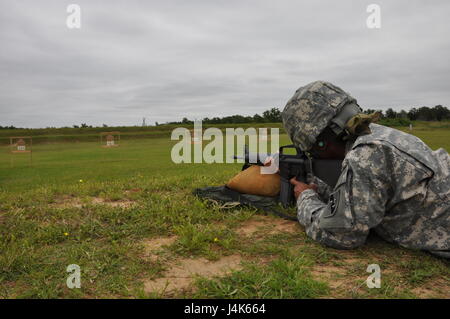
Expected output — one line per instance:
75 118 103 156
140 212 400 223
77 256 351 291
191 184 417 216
320 236 366 250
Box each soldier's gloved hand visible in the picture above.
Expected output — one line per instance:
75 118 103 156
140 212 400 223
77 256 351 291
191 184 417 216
290 177 318 200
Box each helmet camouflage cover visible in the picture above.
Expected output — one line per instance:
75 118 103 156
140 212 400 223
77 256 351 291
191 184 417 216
281 81 361 151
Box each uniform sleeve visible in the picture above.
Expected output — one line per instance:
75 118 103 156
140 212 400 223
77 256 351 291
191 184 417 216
309 175 332 202
296 144 390 249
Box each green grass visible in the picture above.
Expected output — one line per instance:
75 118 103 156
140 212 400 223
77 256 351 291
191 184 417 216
0 126 449 298
0 122 286 145
1 120 448 145
192 252 329 299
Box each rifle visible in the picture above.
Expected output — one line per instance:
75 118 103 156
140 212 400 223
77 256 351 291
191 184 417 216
234 145 343 207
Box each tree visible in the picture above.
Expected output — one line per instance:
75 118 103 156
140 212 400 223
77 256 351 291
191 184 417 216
253 114 264 123
417 107 434 121
385 108 397 119
398 110 408 119
181 117 192 124
407 108 419 121
262 108 282 122
364 109 377 114
433 105 450 121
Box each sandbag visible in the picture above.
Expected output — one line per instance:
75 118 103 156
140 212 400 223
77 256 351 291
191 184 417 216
226 165 280 197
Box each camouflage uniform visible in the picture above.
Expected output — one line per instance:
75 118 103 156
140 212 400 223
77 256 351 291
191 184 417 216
282 81 450 258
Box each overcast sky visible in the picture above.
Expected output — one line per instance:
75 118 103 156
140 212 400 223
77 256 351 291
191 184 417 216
0 0 449 128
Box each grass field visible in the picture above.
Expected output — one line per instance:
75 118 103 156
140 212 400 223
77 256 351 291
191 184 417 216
0 123 449 298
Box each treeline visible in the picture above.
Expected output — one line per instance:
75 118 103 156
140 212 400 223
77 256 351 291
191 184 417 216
1 105 449 130
365 105 450 121
165 105 450 125
169 107 283 125
0 123 113 130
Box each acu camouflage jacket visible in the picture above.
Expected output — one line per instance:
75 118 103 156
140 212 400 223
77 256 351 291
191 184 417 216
297 123 450 258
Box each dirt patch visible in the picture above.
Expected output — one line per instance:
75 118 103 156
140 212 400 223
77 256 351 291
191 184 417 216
236 215 300 237
142 236 177 262
124 188 142 194
309 256 381 297
311 264 349 289
91 197 136 208
411 280 450 298
272 219 301 234
50 195 82 209
143 254 243 294
143 236 177 253
50 196 137 209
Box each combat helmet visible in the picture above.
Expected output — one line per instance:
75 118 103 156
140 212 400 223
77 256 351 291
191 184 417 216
281 81 362 151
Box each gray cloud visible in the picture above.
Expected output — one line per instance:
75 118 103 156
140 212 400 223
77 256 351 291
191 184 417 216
0 0 449 127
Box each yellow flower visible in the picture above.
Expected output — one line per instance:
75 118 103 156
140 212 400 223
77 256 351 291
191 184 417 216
64 232 69 236
214 237 219 242
79 179 83 183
